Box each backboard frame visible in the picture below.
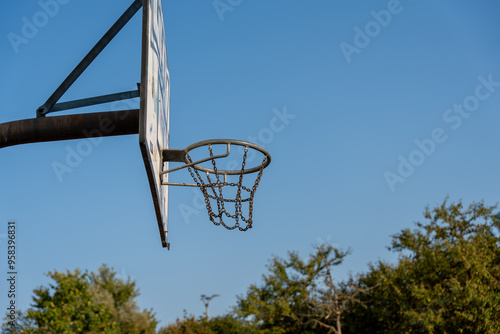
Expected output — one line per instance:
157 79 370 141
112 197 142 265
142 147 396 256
139 0 170 248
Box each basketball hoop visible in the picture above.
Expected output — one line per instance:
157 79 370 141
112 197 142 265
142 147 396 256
161 139 271 230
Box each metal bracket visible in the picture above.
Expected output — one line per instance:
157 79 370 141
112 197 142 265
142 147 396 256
36 0 142 117
161 144 231 186
162 149 188 163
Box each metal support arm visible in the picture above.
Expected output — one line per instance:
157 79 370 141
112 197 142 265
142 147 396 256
50 90 140 112
0 110 139 149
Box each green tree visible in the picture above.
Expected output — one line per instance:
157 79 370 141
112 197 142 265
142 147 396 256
309 244 369 334
1 310 37 334
158 313 255 334
28 268 116 333
343 200 500 334
236 244 353 334
2 265 158 334
88 265 157 334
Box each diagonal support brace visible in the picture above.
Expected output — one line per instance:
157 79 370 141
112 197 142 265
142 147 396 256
36 0 143 117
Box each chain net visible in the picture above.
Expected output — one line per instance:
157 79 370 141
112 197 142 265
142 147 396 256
186 145 267 231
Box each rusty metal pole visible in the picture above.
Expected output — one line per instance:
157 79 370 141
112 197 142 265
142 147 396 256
0 110 139 149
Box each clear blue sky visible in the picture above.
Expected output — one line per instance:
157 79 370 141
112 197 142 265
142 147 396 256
1 0 500 327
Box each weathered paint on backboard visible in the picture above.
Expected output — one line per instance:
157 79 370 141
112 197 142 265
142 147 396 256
139 0 170 248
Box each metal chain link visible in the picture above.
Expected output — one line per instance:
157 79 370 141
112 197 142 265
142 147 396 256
185 144 267 231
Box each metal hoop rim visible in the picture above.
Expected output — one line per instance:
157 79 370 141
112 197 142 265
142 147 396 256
184 139 271 175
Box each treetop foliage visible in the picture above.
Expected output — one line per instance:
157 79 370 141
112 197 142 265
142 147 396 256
2 264 157 334
3 199 499 334
345 199 500 334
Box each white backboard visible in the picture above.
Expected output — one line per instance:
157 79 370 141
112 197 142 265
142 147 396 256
139 0 170 248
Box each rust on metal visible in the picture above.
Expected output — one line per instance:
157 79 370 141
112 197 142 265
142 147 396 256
0 110 139 149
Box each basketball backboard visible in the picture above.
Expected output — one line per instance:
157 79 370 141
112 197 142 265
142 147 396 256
139 0 170 248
